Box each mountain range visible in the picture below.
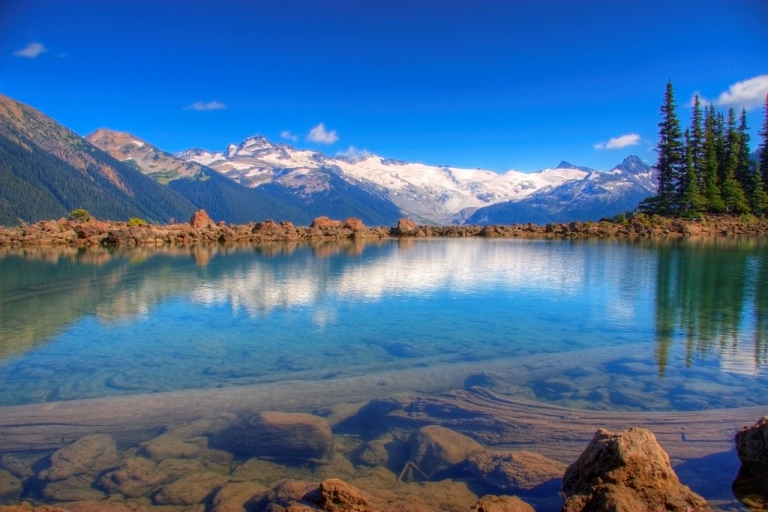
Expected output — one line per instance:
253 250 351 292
0 94 656 226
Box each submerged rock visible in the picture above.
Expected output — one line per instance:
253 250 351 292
736 416 768 464
214 411 333 462
467 450 566 492
38 434 118 482
153 471 229 506
0 470 22 503
561 427 710 512
99 457 169 498
408 425 484 479
211 480 268 512
306 478 374 512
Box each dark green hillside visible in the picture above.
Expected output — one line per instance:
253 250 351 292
0 134 196 225
167 168 309 224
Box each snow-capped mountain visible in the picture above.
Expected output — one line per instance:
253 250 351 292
467 156 656 224
177 135 614 224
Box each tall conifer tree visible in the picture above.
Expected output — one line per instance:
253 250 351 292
722 108 750 213
703 106 725 212
655 81 685 211
759 93 768 191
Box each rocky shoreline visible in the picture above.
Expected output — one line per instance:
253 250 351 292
1 210 768 247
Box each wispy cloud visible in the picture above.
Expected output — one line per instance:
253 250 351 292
594 133 641 150
13 42 47 58
307 123 338 144
184 101 225 111
337 146 372 160
713 74 768 111
280 130 298 142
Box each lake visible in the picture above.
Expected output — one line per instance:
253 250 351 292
1 237 766 509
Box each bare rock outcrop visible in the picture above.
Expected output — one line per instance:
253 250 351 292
561 427 710 512
214 411 333 462
735 416 768 464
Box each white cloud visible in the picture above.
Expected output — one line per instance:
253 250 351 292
713 74 768 111
337 146 372 160
184 101 225 111
280 130 298 142
13 42 47 58
594 133 641 150
307 123 339 144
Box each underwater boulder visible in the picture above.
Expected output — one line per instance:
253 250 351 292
214 411 333 462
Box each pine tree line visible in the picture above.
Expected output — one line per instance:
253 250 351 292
640 82 768 216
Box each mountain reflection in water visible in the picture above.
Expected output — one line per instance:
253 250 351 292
0 237 766 409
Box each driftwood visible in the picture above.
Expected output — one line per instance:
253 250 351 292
0 344 764 463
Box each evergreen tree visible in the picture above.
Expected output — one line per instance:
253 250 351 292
654 81 685 212
680 129 705 213
721 108 750 213
736 108 752 189
702 104 725 212
750 167 768 214
759 93 768 192
689 94 705 191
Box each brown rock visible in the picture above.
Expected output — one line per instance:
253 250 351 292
342 218 365 232
143 438 201 461
155 458 205 481
470 494 535 512
562 427 710 512
190 209 216 229
246 480 316 510
42 475 106 501
153 471 229 506
736 416 768 464
99 456 169 498
215 411 333 461
393 218 418 236
211 480 268 512
408 425 484 479
310 217 343 229
38 434 118 481
307 478 374 512
467 450 566 491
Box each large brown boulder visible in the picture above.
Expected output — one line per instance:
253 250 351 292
393 218 419 236
735 416 768 464
38 434 118 482
190 209 216 229
408 425 484 479
306 478 374 512
310 216 343 229
214 411 333 461
342 218 366 232
467 450 566 492
562 427 709 512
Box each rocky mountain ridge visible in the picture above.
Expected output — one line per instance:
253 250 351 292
173 133 655 225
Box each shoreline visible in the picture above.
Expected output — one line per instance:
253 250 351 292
1 210 768 247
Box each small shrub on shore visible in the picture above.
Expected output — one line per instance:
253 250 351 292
69 209 90 222
127 217 148 227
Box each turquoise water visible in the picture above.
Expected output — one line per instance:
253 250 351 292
1 238 767 510
1 237 766 409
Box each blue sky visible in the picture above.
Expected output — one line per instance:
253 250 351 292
2 0 767 172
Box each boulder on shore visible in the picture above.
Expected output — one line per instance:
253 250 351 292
735 416 768 464
561 427 709 512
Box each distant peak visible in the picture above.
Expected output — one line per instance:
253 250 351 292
239 135 274 150
615 155 651 174
556 161 594 172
